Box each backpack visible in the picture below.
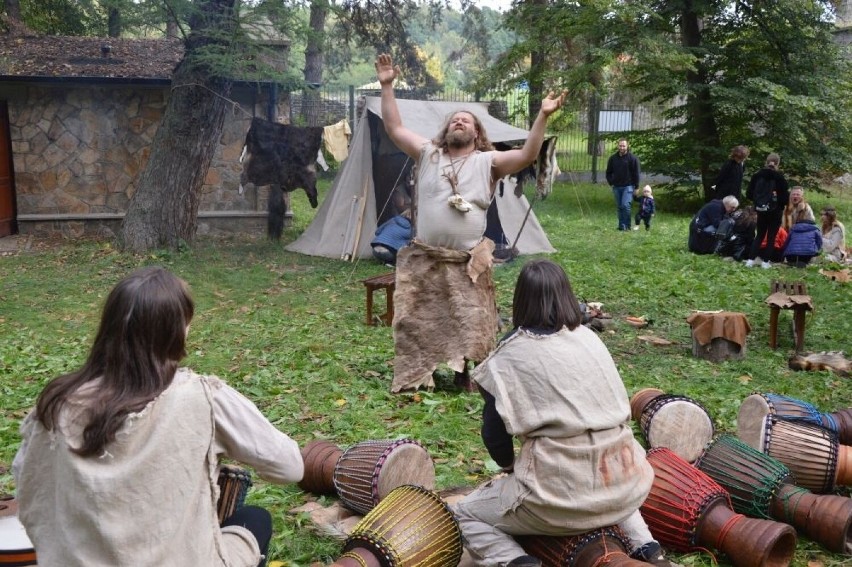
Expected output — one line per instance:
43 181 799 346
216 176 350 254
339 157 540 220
752 175 777 212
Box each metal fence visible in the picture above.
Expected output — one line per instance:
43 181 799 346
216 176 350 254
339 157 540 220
287 87 674 175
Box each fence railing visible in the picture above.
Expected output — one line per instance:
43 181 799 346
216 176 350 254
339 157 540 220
288 87 674 175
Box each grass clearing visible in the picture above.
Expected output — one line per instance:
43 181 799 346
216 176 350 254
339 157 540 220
1 179 851 566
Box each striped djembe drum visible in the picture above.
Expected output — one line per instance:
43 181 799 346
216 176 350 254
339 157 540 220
333 439 435 515
0 495 37 567
630 388 715 463
738 415 852 494
739 392 852 445
329 485 463 567
516 526 648 567
640 447 797 567
695 434 852 553
216 465 253 525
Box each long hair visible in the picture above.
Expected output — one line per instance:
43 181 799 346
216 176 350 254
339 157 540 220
821 206 839 234
35 267 194 457
431 111 495 152
512 260 583 331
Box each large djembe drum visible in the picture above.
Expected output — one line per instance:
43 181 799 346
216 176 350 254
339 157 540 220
0 495 37 566
216 465 253 525
299 439 345 495
630 388 715 462
516 526 647 567
739 415 852 494
738 392 852 446
329 485 463 567
640 447 797 567
334 439 435 515
695 434 852 553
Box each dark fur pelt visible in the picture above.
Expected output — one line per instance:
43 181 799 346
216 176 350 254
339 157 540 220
789 352 851 377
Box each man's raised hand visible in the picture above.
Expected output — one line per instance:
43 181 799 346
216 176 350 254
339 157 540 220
375 53 401 87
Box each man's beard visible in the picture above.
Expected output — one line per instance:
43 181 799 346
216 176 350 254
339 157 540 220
446 129 475 148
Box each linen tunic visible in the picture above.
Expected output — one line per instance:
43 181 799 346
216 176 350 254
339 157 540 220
13 368 303 567
472 326 654 531
414 143 496 250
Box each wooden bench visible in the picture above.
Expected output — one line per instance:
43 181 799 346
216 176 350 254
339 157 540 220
766 280 813 352
363 272 396 326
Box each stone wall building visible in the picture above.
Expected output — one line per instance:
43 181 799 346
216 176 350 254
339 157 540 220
0 32 293 238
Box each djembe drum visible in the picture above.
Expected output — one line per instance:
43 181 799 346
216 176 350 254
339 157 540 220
739 392 852 446
695 434 852 553
216 465 253 525
739 416 852 494
640 447 797 567
329 485 463 567
630 388 715 462
516 526 647 567
0 495 37 566
334 439 435 515
299 439 344 495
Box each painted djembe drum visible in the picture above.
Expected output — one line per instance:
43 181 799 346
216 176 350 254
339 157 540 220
516 526 647 567
695 434 852 553
640 447 797 567
0 495 37 566
630 388 715 462
333 439 435 515
298 439 345 495
738 392 852 446
329 485 463 567
739 415 852 494
216 465 253 525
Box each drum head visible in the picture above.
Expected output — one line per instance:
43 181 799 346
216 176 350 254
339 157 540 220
645 399 714 462
737 394 772 450
376 442 435 499
0 515 37 565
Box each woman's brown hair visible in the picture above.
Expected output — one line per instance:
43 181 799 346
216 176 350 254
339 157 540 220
821 206 838 233
512 260 584 331
35 267 194 457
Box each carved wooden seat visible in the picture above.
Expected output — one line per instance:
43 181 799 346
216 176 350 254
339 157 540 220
363 272 396 326
765 280 813 352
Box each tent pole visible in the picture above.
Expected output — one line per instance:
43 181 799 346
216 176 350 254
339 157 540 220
349 178 370 261
341 196 359 260
510 193 539 251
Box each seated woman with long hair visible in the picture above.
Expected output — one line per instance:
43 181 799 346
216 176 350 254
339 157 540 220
821 206 848 264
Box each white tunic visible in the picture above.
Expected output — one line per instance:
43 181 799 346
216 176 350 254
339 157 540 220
13 368 304 567
414 143 496 250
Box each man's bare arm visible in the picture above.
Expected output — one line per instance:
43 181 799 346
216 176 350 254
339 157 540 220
492 90 567 180
376 54 428 160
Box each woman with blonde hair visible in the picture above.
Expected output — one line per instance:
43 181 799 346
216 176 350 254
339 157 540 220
782 186 815 230
821 206 848 263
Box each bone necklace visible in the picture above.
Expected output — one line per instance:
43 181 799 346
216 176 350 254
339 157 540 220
443 151 475 212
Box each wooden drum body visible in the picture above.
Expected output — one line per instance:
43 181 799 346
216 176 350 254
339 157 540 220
696 434 852 554
299 440 344 495
631 390 714 463
0 496 37 566
742 416 851 494
516 526 647 567
216 465 253 525
334 439 435 515
333 485 463 567
641 448 796 567
738 392 838 448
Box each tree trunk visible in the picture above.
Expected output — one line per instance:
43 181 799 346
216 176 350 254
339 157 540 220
301 0 327 127
119 0 236 252
108 7 121 37
680 3 720 202
5 0 22 22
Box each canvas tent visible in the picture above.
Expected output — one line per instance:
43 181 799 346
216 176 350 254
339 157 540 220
286 96 556 260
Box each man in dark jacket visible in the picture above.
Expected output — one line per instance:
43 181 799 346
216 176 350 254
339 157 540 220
744 153 789 268
688 196 739 254
605 139 641 231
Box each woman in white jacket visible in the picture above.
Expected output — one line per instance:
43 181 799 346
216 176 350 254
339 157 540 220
821 206 847 263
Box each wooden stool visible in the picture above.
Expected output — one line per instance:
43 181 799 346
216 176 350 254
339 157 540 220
766 280 813 352
363 272 395 326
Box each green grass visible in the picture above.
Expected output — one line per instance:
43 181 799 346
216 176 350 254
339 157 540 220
1 180 851 566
